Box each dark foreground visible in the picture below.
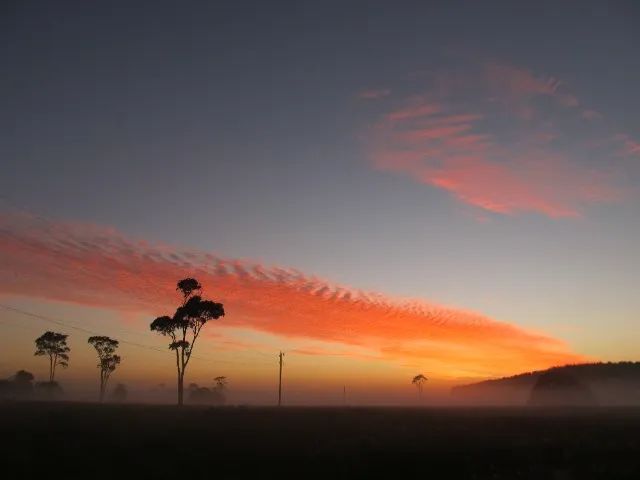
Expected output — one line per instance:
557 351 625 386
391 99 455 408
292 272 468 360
2 403 640 479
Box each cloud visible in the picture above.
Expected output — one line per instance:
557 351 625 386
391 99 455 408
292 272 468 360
483 63 579 112
615 133 640 157
363 61 629 217
0 212 585 378
385 100 441 122
357 88 391 100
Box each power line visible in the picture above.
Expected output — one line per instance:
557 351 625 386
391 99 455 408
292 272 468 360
0 196 280 369
0 303 268 368
0 303 168 354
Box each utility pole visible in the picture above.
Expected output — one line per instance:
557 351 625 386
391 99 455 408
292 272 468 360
343 385 346 406
278 351 285 407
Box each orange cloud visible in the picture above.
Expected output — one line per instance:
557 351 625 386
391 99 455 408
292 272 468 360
0 212 586 378
363 61 626 217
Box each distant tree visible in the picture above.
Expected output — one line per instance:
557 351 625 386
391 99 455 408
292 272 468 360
112 383 128 402
412 374 428 400
214 376 227 390
35 381 63 399
0 370 35 399
214 376 228 405
34 331 70 382
188 382 225 405
528 370 596 407
88 336 121 402
188 382 209 403
150 278 225 406
13 370 34 396
13 370 34 384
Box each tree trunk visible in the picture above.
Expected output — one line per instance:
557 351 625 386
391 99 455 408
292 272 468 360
99 378 105 402
177 372 184 406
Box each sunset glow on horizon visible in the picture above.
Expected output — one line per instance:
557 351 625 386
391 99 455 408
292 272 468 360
0 211 586 387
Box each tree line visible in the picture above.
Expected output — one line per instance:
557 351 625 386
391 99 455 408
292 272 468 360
0 331 125 401
4 277 427 405
1 277 225 406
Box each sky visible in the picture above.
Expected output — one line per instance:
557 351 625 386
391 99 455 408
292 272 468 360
1 0 639 404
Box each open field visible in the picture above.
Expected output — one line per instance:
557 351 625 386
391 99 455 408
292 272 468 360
2 403 640 479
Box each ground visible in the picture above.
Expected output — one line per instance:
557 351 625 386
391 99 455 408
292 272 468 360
2 402 640 479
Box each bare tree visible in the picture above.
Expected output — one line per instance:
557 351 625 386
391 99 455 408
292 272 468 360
150 278 225 406
34 331 70 382
88 336 121 402
412 374 428 400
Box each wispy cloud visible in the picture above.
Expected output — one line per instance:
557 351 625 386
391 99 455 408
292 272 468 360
357 88 391 100
0 212 586 378
362 61 632 218
615 133 640 157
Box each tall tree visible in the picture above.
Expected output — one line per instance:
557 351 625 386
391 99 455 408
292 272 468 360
412 374 428 400
88 336 121 402
34 331 70 382
150 278 225 406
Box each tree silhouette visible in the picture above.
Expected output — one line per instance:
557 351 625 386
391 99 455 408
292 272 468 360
0 370 35 399
34 331 70 382
187 382 211 404
412 374 428 400
88 336 121 402
13 370 34 397
13 370 34 384
150 278 225 406
214 376 228 405
188 381 226 405
214 376 227 390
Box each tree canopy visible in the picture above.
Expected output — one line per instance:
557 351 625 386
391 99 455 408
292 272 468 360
412 374 428 398
34 331 70 382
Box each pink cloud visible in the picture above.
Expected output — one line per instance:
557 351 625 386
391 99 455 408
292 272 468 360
400 124 473 141
422 153 617 218
385 101 441 122
615 133 640 157
484 63 560 97
363 61 625 217
0 212 586 378
483 63 581 109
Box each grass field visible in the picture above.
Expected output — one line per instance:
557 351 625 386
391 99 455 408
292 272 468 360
2 402 640 479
